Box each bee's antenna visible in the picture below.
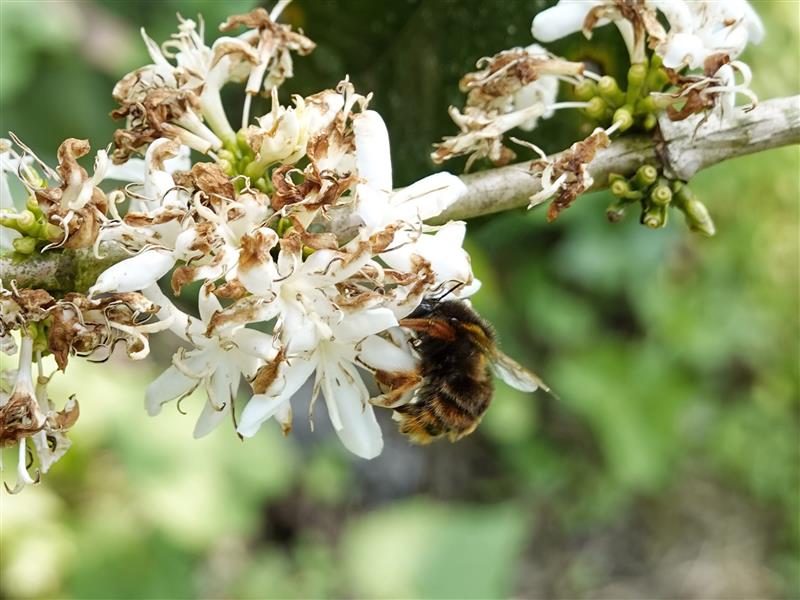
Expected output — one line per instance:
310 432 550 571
432 281 465 303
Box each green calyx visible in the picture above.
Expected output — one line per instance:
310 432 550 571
606 170 714 236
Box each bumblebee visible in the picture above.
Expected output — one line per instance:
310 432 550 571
391 297 549 444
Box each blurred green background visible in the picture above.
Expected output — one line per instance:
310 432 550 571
1 1 798 598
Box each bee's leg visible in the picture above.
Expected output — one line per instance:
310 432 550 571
399 318 457 341
368 394 408 409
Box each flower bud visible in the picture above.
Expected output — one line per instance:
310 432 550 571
12 235 37 254
276 217 292 237
610 178 630 198
646 55 669 92
218 159 235 176
218 149 236 163
673 183 715 236
641 203 668 229
606 198 630 223
25 195 41 215
649 181 673 206
585 97 608 121
641 113 658 131
635 96 657 115
236 130 253 156
612 106 634 132
16 210 36 233
574 79 597 101
254 177 270 193
626 63 648 105
633 165 658 189
598 76 625 107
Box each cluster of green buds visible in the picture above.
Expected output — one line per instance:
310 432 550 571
607 165 715 236
575 54 671 133
217 132 274 195
0 195 62 255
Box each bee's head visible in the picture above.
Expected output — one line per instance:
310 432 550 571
434 299 495 350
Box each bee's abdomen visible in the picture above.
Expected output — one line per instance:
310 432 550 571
396 375 492 443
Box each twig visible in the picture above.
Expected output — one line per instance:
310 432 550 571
433 94 800 222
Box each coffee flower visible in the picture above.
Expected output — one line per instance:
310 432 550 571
0 336 80 493
433 46 587 169
531 0 763 69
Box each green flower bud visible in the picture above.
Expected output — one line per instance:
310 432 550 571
218 149 236 163
633 165 659 189
16 210 37 234
585 96 608 121
218 159 235 176
236 130 252 155
597 76 625 107
641 203 668 229
254 177 271 193
43 222 63 241
673 183 715 236
612 106 634 132
277 217 292 237
574 79 597 101
610 178 631 198
13 235 38 254
302 245 316 260
626 63 648 105
25 195 41 215
649 180 673 206
646 55 669 92
606 198 629 223
641 113 658 131
635 95 658 115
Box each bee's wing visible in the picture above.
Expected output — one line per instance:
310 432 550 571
490 349 550 393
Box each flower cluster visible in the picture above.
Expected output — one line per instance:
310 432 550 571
1 5 475 490
434 0 763 230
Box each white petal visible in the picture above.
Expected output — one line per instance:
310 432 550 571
193 399 230 438
532 1 601 42
353 110 392 191
320 358 382 459
238 394 289 437
659 32 707 69
237 355 317 437
90 249 175 295
233 328 278 361
381 222 472 287
282 301 321 355
334 308 398 343
357 334 417 372
104 158 147 182
355 183 389 232
206 359 237 412
198 286 223 324
390 172 466 222
145 363 199 416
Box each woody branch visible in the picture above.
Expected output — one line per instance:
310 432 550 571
2 94 799 291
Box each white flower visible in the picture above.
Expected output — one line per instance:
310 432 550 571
246 88 344 172
138 16 265 144
531 0 763 69
0 337 77 493
351 110 475 290
143 285 274 438
237 302 397 459
513 46 560 131
656 0 764 69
